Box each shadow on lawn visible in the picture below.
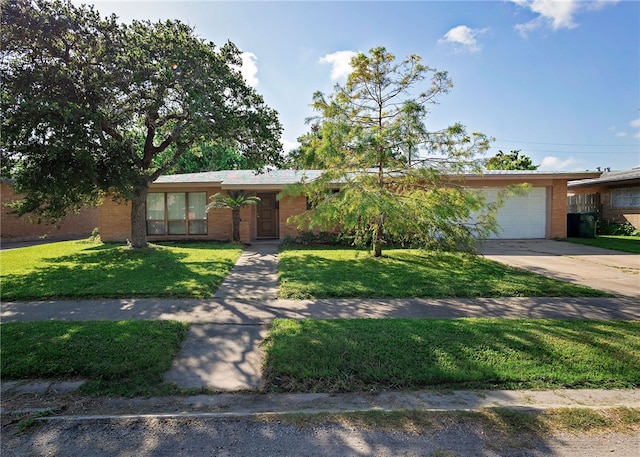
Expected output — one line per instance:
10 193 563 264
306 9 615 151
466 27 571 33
279 251 605 299
1 243 238 301
264 318 640 393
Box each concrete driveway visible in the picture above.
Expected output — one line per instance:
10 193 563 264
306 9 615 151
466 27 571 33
478 239 640 298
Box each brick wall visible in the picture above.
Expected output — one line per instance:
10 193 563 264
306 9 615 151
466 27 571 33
99 197 132 242
570 185 640 230
279 195 307 240
549 179 567 239
1 182 99 242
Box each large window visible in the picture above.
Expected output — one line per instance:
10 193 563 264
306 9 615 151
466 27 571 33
611 187 640 208
146 192 207 235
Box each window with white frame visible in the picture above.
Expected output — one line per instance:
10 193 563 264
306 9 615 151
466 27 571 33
611 187 640 208
146 192 207 235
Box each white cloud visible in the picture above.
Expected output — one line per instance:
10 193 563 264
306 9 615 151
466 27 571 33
238 52 259 88
438 25 488 53
614 131 628 137
539 155 579 171
630 118 640 128
281 138 299 153
319 50 357 80
586 0 620 12
512 0 618 37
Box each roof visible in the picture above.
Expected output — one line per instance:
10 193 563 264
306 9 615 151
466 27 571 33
568 168 640 189
152 168 601 188
153 169 323 188
467 170 601 179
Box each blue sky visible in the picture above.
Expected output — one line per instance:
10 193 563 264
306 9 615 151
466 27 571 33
78 1 639 171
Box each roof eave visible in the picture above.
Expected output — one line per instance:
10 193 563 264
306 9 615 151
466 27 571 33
568 177 640 189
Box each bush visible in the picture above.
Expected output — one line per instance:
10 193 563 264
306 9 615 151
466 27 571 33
598 220 640 237
295 231 345 246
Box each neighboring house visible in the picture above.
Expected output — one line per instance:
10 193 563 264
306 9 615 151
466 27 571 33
1 180 100 243
99 169 599 243
568 168 640 230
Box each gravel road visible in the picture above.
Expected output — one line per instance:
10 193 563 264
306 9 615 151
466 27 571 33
3 415 639 457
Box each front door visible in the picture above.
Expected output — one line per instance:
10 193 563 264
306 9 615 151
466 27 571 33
256 192 278 238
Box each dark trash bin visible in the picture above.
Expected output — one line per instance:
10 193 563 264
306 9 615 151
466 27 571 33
567 212 597 238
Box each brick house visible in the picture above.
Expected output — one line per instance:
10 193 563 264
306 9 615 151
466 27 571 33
567 168 640 230
98 169 599 243
1 180 100 243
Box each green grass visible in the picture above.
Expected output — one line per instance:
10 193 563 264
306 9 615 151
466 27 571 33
278 247 609 299
0 239 243 300
563 235 640 254
0 320 189 396
263 318 640 392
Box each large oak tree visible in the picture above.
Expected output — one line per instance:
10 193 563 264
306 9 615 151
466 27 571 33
1 0 282 248
284 47 502 256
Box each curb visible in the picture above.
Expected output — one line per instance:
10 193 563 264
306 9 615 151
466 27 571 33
3 389 639 421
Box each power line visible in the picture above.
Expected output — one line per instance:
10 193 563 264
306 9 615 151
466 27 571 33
494 139 639 148
495 149 640 155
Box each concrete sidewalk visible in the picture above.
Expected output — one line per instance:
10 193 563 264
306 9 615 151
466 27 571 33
2 296 638 324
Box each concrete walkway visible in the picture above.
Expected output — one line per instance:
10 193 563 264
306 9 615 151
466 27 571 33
2 239 638 392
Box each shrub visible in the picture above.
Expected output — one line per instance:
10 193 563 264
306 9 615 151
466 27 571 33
598 220 640 237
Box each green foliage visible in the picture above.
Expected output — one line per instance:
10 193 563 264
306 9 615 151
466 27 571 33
0 239 242 300
158 141 256 174
263 318 640 392
485 150 539 170
292 231 345 246
205 191 261 211
1 320 188 396
206 191 261 242
1 0 282 247
282 47 496 256
597 220 640 236
278 247 609 299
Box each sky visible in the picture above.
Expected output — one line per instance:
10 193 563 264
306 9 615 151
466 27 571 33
74 0 639 172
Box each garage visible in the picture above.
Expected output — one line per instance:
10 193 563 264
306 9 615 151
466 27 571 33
483 187 547 239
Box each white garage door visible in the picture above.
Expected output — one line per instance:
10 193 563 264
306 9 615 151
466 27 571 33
484 187 547 239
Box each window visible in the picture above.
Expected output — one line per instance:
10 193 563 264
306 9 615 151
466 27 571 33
188 192 207 234
146 192 207 235
146 193 165 235
611 187 640 208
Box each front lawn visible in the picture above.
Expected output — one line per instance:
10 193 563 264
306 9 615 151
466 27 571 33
0 239 243 301
278 247 609 299
563 235 640 254
0 320 189 396
263 318 640 392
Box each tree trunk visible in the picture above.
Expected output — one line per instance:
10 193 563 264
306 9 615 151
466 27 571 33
130 186 149 249
373 238 382 257
373 215 384 257
232 208 241 243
